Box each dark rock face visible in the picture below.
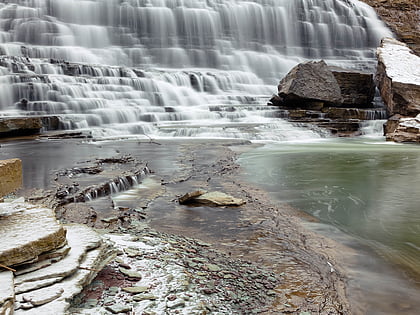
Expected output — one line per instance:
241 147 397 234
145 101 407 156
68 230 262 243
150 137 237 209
330 68 375 108
0 117 42 137
277 60 343 108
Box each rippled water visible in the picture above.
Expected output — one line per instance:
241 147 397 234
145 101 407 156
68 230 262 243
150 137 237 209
239 137 420 284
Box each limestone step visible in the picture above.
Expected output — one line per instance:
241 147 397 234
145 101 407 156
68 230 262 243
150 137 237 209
0 201 67 267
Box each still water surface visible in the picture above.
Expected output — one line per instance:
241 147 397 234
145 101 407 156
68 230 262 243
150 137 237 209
239 138 420 281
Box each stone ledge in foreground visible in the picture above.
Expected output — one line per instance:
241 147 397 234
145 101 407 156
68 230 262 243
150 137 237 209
0 200 67 267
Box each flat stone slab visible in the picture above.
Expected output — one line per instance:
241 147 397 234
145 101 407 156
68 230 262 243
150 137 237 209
14 225 115 314
0 158 22 197
195 191 246 206
0 201 67 267
15 224 102 286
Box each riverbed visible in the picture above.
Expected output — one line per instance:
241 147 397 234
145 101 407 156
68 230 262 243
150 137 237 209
1 136 419 314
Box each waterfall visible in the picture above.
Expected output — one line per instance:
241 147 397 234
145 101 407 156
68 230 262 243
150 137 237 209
0 0 393 140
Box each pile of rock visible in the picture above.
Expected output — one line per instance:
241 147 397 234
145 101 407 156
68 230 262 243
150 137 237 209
0 199 115 314
376 38 420 143
269 60 382 136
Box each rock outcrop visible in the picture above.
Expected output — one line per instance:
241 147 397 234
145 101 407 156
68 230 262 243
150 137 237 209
0 117 43 137
0 200 115 314
376 38 420 143
360 0 420 56
386 114 420 143
376 38 420 116
0 116 63 138
276 60 343 108
270 60 383 136
0 159 22 197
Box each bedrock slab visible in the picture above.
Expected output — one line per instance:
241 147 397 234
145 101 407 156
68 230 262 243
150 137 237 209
0 201 67 267
0 158 22 197
15 224 102 285
14 225 115 314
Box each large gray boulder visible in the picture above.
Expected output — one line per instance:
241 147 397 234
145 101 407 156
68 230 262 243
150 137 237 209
277 60 343 108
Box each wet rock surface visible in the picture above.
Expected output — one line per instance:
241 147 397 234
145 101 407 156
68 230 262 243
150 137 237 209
26 153 150 229
70 230 280 314
13 139 352 314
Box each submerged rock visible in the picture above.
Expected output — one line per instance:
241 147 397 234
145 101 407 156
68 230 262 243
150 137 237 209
276 60 343 108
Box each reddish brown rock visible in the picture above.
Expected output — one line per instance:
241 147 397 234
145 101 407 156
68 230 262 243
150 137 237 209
386 114 420 143
360 0 420 56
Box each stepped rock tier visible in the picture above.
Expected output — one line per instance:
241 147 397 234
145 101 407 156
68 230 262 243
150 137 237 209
0 0 392 139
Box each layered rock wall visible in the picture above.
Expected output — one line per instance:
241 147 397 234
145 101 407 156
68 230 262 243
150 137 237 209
360 0 420 56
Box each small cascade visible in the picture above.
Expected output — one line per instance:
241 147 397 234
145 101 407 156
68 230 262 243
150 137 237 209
360 119 386 137
0 0 393 140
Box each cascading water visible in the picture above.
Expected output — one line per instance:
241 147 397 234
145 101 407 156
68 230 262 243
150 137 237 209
0 0 392 139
